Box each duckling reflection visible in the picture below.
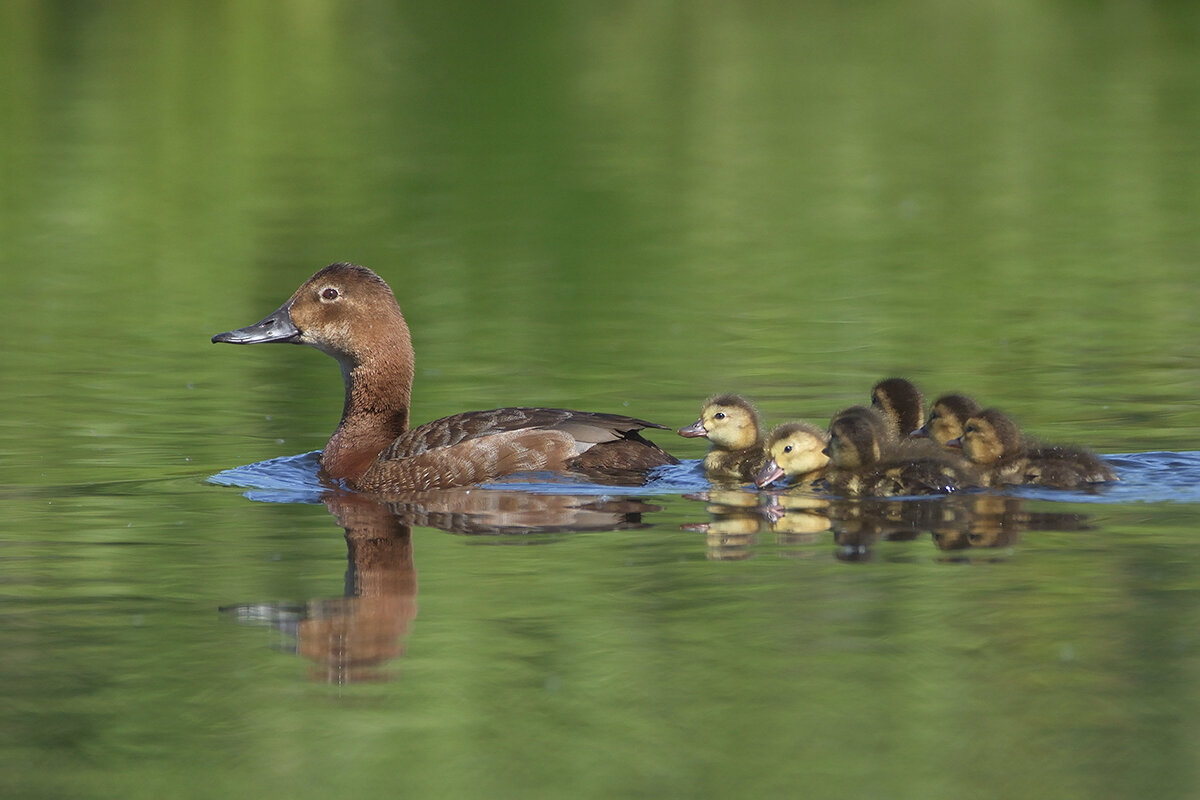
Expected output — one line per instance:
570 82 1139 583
222 488 663 682
817 495 1093 562
758 492 833 547
930 495 1093 553
679 489 764 560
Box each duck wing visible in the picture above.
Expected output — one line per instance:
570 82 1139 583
358 408 676 491
379 407 671 460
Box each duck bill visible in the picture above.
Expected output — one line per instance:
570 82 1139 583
944 437 962 449
754 459 785 488
910 427 928 439
212 302 300 345
677 419 708 438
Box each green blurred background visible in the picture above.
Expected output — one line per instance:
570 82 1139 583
2 2 1199 798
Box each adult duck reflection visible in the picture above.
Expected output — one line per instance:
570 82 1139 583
223 488 662 683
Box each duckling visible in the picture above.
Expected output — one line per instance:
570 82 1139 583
677 394 766 482
871 378 925 440
823 406 971 497
754 422 830 489
947 408 1118 489
912 393 981 446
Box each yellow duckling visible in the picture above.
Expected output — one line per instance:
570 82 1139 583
948 408 1118 489
912 393 982 446
871 377 925 440
754 422 830 489
677 394 766 482
824 406 971 497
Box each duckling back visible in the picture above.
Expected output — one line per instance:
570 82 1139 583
1022 444 1119 488
871 378 925 439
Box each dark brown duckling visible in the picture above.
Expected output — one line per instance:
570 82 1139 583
947 408 1118 489
912 393 981 446
212 262 678 491
871 378 925 441
823 406 971 497
677 394 766 482
754 422 830 489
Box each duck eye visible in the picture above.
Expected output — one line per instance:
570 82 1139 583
320 287 340 301
713 412 726 420
783 445 793 453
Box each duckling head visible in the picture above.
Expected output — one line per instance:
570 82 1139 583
754 422 830 488
948 408 1023 466
913 393 981 445
824 406 889 470
677 394 762 451
871 377 924 439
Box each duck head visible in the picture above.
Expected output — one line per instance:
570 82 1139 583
913 393 981 445
212 263 413 372
213 263 416 483
677 394 762 450
946 408 1023 466
754 422 830 488
824 406 889 470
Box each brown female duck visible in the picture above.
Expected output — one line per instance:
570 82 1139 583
947 408 1117 489
823 406 972 497
870 377 925 440
912 393 981 446
754 422 830 489
677 394 766 482
213 263 678 491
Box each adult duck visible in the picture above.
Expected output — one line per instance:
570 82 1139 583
213 263 678 491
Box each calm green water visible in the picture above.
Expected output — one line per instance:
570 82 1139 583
3 2 1200 798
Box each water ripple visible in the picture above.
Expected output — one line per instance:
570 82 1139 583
207 451 1200 505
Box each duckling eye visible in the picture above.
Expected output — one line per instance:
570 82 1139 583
713 412 726 420
320 287 340 301
783 445 793 453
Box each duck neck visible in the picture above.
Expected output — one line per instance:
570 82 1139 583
320 321 415 485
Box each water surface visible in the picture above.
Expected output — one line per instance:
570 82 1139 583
2 3 1200 799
